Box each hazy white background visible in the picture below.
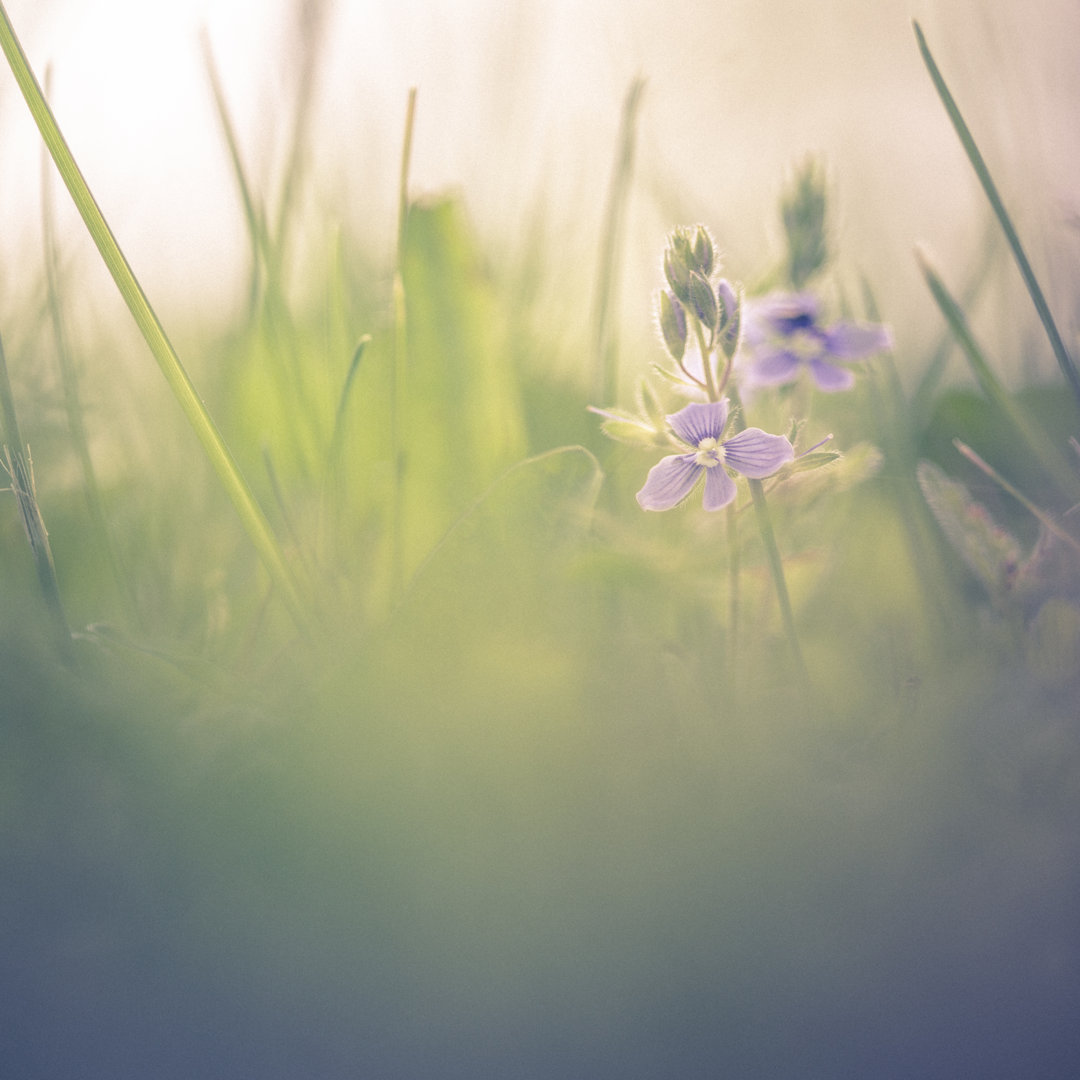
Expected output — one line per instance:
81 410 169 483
1 0 1078 375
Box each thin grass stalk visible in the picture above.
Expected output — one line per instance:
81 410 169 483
857 281 966 642
954 439 1080 557
271 0 332 262
40 77 135 624
326 335 370 477
910 221 998 423
205 20 318 471
396 445 604 607
914 20 1080 411
593 77 645 404
0 332 74 663
389 89 417 599
199 29 269 318
917 249 1077 501
0 3 310 633
318 335 369 568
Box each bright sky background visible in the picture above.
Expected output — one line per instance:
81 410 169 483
1 0 1078 366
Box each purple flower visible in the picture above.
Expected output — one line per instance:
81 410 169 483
637 400 794 511
742 292 891 392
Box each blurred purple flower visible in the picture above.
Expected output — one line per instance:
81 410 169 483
637 400 794 511
742 292 891 392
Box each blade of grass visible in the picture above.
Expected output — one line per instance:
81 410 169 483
396 444 604 609
917 248 1078 502
0 2 310 634
954 439 1080 557
914 20 1080 410
40 67 137 624
271 0 332 263
859 278 969 640
910 219 998 423
202 25 319 468
0 331 75 663
593 76 645 405
199 28 269 317
326 335 371 477
390 88 417 600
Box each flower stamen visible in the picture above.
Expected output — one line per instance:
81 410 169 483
694 437 726 468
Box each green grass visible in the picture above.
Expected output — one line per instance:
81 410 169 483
1 7 1079 1079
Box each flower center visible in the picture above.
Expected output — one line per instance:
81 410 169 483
694 437 726 468
786 327 825 362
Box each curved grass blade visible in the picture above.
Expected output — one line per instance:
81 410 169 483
954 439 1080 558
326 335 371 477
199 28 268 316
914 20 1080 410
0 3 310 633
593 76 646 404
0 332 75 663
396 444 604 611
271 0 333 261
917 248 1078 502
911 220 998 423
389 88 417 600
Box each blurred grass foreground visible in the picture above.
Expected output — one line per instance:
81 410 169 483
2 3 1080 1078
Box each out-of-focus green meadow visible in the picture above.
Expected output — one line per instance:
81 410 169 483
2 4 1080 1079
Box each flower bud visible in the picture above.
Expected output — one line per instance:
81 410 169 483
716 279 741 358
658 290 688 361
663 246 691 304
715 279 737 332
692 226 714 277
688 270 718 330
782 157 828 288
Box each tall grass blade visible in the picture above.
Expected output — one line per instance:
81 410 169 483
914 20 1080 410
271 0 332 262
917 248 1077 501
390 88 417 599
910 221 998 424
0 331 75 662
954 440 1080 557
199 29 269 316
593 77 645 404
326 335 371 477
398 444 604 609
40 72 137 624
859 279 967 636
0 2 310 633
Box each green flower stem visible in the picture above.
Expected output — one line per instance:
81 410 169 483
692 318 719 403
725 501 740 677
0 3 310 635
728 385 806 676
747 476 805 675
